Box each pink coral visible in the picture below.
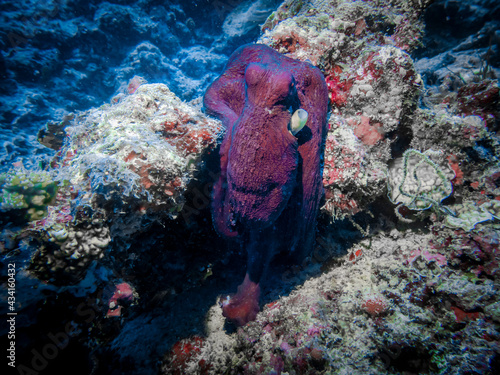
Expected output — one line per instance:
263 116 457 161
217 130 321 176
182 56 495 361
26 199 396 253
165 336 209 375
451 306 481 323
325 67 352 107
361 296 388 317
127 76 146 94
348 116 384 146
106 282 135 318
447 154 464 186
322 135 362 186
407 249 447 267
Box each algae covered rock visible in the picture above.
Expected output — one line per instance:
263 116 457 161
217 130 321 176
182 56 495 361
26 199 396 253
57 83 222 215
25 82 222 284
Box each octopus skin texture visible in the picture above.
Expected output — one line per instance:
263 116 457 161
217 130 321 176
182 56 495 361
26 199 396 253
203 43 329 325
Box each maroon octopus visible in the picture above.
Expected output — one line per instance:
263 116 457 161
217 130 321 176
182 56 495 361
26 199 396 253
203 44 329 325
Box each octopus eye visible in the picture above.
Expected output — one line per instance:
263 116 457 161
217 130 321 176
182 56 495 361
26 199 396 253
289 109 308 135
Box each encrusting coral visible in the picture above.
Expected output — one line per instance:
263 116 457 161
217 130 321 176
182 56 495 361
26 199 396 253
58 83 222 214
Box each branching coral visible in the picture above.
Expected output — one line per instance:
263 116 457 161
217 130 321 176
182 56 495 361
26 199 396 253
0 167 57 221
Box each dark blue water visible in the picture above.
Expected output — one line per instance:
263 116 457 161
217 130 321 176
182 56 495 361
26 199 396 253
0 0 280 171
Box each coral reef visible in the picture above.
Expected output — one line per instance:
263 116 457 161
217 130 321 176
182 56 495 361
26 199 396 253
258 0 430 220
163 228 499 374
387 149 455 213
0 167 57 221
159 0 500 373
59 82 221 212
1 0 499 374
28 213 111 283
1 80 221 287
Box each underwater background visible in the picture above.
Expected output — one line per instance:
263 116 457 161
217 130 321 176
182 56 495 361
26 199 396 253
1 0 499 374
